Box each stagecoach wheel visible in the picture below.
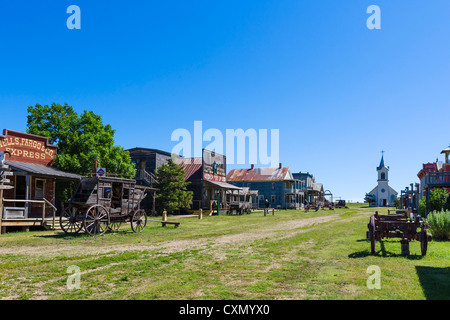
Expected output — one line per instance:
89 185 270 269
131 209 147 233
368 215 376 254
60 205 83 234
108 221 122 232
84 205 110 236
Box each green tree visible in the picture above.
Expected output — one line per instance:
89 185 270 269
364 193 376 206
429 188 449 213
26 103 136 201
154 159 193 214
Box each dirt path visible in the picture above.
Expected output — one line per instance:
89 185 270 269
0 214 340 258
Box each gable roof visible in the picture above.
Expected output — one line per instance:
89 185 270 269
226 166 293 182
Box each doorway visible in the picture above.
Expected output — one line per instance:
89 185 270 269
15 175 27 207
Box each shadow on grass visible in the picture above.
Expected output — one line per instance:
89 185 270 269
349 239 425 260
415 266 450 300
34 230 132 239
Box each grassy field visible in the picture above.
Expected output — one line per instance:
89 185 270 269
0 203 448 300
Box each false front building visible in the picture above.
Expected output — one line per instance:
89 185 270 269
176 149 243 215
0 129 82 233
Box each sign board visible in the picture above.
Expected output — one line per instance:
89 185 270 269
202 149 226 182
422 163 436 171
0 129 57 166
0 185 14 190
96 167 106 177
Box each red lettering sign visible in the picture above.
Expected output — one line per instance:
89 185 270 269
0 129 57 166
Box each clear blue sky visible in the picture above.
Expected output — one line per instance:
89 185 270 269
1 1 450 202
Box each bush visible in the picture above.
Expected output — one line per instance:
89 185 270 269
426 210 450 240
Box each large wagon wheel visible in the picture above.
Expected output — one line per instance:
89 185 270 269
130 209 147 233
60 204 83 234
368 215 376 254
84 205 110 236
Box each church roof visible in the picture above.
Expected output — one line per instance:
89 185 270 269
376 155 386 171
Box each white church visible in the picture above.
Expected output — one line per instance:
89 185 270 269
368 153 398 207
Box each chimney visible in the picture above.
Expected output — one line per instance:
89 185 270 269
250 164 254 170
279 163 282 169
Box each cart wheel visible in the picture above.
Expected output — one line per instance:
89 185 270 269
108 221 122 232
60 204 83 234
131 209 147 233
420 230 428 256
368 215 376 254
84 205 110 236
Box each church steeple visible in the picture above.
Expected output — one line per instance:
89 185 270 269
377 150 388 171
377 155 385 171
377 151 389 181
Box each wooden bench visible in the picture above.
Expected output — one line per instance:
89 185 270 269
148 219 180 228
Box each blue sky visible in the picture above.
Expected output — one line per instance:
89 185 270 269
1 1 450 202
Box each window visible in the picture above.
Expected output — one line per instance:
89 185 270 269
381 172 386 180
35 179 45 199
272 182 276 190
271 195 276 204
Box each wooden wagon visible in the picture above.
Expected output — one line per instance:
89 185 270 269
60 176 157 236
367 211 432 256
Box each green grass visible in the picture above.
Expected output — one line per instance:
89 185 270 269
0 203 448 300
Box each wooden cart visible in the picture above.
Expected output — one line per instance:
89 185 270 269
60 176 157 236
367 211 432 256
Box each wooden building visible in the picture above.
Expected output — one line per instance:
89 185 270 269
0 129 82 233
227 164 305 209
176 149 242 215
127 147 175 186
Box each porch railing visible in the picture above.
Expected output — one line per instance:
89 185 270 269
1 198 57 229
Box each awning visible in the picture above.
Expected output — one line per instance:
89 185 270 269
204 180 243 190
6 160 83 181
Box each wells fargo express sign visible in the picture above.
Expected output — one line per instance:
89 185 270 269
0 129 57 165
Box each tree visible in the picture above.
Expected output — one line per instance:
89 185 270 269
27 103 136 201
364 193 376 206
154 159 193 214
429 188 449 213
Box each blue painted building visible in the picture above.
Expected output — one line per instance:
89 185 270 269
226 164 305 209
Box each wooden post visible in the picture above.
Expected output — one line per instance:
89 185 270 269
400 239 410 256
162 210 167 222
199 208 203 220
272 208 275 216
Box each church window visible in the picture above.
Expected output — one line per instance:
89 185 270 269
381 172 386 180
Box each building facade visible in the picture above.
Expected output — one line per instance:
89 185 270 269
0 129 81 233
368 155 398 207
226 164 305 209
176 149 242 214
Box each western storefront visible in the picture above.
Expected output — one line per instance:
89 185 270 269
0 129 82 233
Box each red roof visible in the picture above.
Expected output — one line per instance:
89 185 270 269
175 158 203 180
226 167 291 182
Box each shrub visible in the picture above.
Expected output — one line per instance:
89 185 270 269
426 210 450 240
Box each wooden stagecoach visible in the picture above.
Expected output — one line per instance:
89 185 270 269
60 175 157 236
